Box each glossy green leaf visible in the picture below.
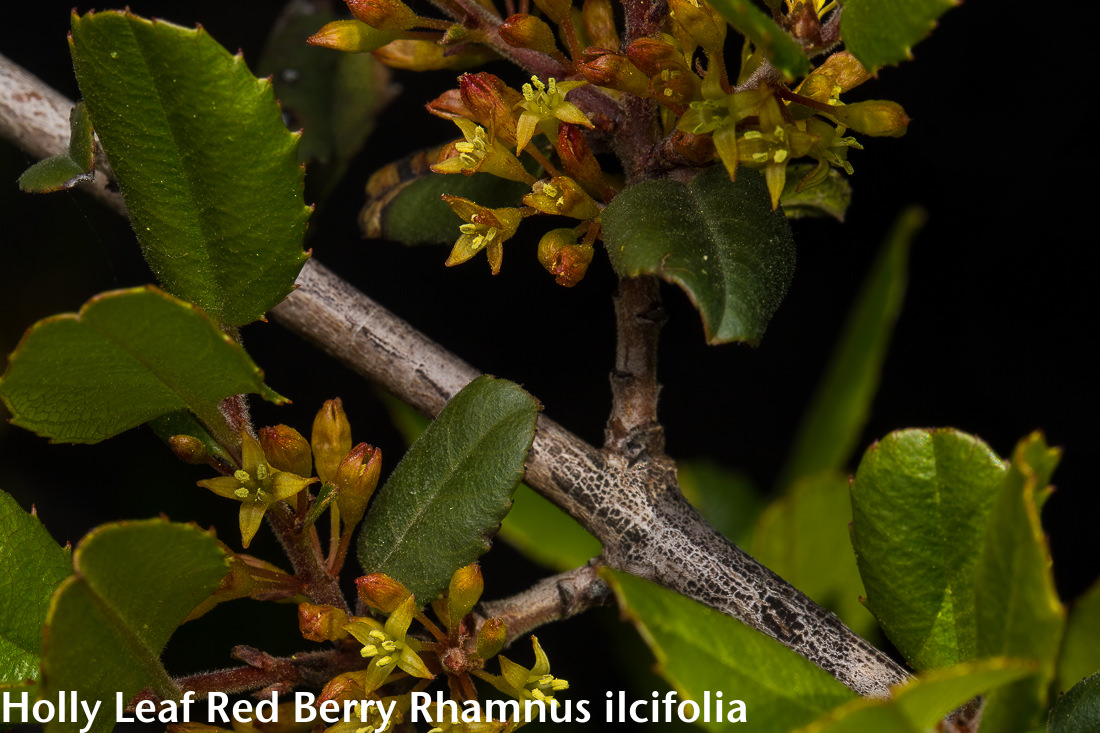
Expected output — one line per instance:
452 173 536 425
41 520 227 733
976 433 1065 733
1050 671 1100 733
779 207 921 488
706 0 810 79
795 659 1034 733
779 166 853 221
17 103 95 193
0 492 71 688
379 392 599 572
753 471 876 638
0 287 286 444
602 166 795 345
850 428 1006 670
678 459 762 547
69 10 310 326
358 376 539 601
1058 579 1100 693
257 1 393 203
839 0 958 72
608 571 855 731
363 165 530 245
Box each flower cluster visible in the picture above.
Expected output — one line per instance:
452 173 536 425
311 0 909 281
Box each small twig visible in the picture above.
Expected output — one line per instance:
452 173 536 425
476 565 612 647
605 276 666 457
266 504 349 612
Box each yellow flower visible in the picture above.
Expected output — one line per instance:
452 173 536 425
344 595 433 692
485 636 569 705
515 76 593 154
431 119 534 184
197 433 316 548
441 195 524 275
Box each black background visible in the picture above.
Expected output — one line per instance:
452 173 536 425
1 0 1095 718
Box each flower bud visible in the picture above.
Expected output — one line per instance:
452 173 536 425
259 425 312 478
537 228 595 287
334 443 382 527
307 19 398 53
580 51 650 96
531 0 573 25
312 399 352 485
627 38 697 105
500 14 561 56
459 73 522 143
347 0 419 31
168 435 208 465
523 176 600 219
319 671 368 706
426 88 475 121
802 51 870 98
667 0 726 53
555 124 611 196
447 564 484 624
830 100 910 137
476 617 507 660
581 0 620 50
373 40 498 71
356 572 413 613
299 602 350 642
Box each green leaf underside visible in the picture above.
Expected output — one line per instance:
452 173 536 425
257 3 391 202
0 287 285 444
975 433 1064 733
779 166 853 221
706 0 810 79
609 572 855 732
366 169 530 245
794 659 1034 733
378 391 597 572
753 471 875 639
147 410 236 470
41 520 227 733
1050 672 1100 733
678 459 762 548
358 376 539 601
69 11 310 327
1058 579 1100 693
0 492 71 687
602 166 796 345
839 0 958 72
850 428 1006 671
17 103 96 193
779 206 921 488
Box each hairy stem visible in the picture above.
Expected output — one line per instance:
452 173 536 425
267 503 349 612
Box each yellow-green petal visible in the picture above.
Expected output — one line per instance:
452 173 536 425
531 636 551 676
238 501 267 548
240 432 266 474
552 101 593 128
386 594 418 638
398 645 433 679
198 476 246 500
499 655 529 690
270 472 316 501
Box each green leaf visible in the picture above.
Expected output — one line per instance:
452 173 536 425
147 409 236 471
0 287 286 444
379 391 598 573
1058 579 1100 693
499 485 602 572
17 103 95 193
678 459 762 547
41 520 228 733
778 207 921 488
602 166 796 345
1050 671 1100 733
608 571 855 731
779 166 853 221
0 492 71 688
795 659 1035 733
69 10 311 327
358 376 539 601
839 0 959 73
753 471 876 639
976 433 1065 733
850 428 1007 670
706 0 810 79
363 163 530 245
257 2 393 203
